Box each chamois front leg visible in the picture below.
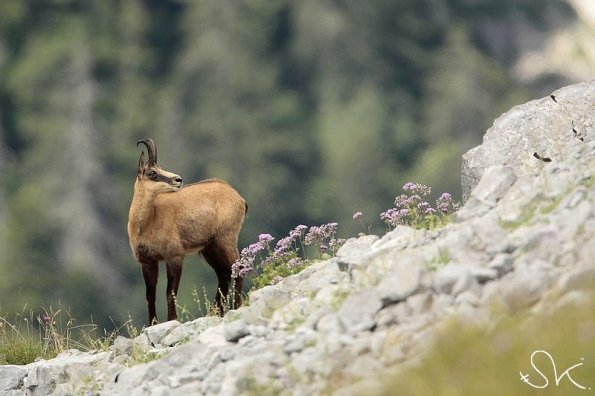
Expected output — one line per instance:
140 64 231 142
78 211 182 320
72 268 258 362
141 260 159 325
166 258 184 321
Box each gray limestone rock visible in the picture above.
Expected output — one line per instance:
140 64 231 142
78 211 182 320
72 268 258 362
0 366 27 393
336 289 383 333
111 335 136 355
223 319 250 342
406 292 434 316
433 264 473 295
144 320 181 347
316 313 345 334
461 81 594 200
376 258 424 306
336 234 380 271
455 165 517 220
161 324 196 347
488 253 514 277
376 302 412 327
370 226 419 253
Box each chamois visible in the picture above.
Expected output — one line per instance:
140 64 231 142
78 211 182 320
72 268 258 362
128 138 247 324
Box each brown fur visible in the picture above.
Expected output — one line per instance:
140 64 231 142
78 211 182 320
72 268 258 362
128 139 246 324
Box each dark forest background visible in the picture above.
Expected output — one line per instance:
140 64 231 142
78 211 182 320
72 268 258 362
0 0 587 328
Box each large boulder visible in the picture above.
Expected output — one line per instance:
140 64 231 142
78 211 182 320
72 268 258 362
461 80 594 200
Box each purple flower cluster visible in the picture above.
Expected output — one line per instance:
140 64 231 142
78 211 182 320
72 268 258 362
304 222 341 253
436 192 458 214
380 182 459 229
231 233 274 278
231 223 346 282
380 207 410 227
266 224 308 267
402 182 431 196
275 225 307 254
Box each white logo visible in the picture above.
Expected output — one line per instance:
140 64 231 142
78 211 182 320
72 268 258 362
520 350 590 390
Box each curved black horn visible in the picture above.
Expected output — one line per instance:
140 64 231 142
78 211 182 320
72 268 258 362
136 138 157 165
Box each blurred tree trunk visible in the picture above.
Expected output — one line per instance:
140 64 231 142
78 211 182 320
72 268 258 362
60 42 115 282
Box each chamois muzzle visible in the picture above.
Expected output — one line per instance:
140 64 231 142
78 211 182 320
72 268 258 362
172 175 183 189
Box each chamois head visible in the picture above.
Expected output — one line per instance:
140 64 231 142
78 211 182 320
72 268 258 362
136 138 183 193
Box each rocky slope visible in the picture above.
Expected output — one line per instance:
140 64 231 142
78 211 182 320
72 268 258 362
1 81 594 395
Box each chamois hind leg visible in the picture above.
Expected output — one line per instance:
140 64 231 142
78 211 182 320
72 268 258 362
141 260 159 325
165 257 184 321
202 240 243 315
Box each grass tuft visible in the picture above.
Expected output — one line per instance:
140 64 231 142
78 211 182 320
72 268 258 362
0 305 119 365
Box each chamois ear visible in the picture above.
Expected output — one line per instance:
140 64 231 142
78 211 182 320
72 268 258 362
137 151 145 178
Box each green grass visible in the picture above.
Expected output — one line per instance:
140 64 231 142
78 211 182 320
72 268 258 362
429 247 451 270
0 336 43 365
377 292 595 395
539 195 563 215
0 305 122 365
498 200 538 230
0 287 238 366
0 307 53 365
174 286 220 322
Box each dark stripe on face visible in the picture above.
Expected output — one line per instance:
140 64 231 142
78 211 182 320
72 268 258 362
147 168 181 185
